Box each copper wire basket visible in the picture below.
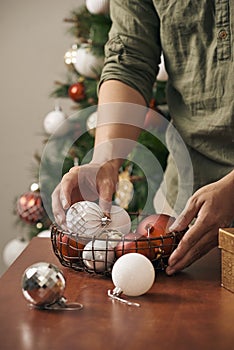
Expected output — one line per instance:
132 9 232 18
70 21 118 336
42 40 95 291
51 217 186 276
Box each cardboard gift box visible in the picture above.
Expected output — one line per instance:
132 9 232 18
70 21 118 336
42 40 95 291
219 228 234 293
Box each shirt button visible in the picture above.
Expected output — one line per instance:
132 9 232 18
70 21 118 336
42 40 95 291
218 29 228 40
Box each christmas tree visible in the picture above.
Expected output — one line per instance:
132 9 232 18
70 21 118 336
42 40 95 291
10 1 169 256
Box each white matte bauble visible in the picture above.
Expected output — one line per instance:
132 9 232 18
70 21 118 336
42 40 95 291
111 253 155 296
157 54 168 81
74 46 104 79
82 240 115 272
43 107 68 136
86 0 109 14
3 238 29 267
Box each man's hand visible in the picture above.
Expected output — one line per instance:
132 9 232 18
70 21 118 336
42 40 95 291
166 170 234 275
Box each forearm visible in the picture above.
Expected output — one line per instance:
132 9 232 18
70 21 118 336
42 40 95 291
91 80 147 169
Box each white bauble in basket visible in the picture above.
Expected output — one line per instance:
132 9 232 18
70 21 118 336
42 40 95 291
82 240 115 272
86 0 109 14
66 201 131 238
74 45 104 79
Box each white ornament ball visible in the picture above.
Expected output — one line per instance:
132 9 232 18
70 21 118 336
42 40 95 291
74 46 104 79
82 240 115 272
86 0 109 14
98 229 125 248
66 201 131 237
157 54 168 81
66 201 104 237
43 108 68 136
112 253 155 296
3 238 29 267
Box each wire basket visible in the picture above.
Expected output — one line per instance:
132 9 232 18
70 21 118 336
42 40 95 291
51 217 186 276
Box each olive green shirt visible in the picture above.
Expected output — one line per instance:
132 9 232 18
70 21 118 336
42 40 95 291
100 0 234 212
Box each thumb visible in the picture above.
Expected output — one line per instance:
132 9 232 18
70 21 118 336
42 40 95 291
98 178 116 216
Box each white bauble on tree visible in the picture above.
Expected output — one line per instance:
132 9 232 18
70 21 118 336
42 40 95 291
43 106 68 136
157 54 168 81
3 238 29 267
74 45 104 79
86 0 109 14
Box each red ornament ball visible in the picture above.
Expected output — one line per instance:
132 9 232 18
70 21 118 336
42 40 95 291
56 233 84 262
17 192 45 224
115 232 156 260
136 214 176 256
68 82 86 102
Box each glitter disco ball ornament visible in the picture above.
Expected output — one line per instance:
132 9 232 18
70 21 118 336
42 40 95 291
21 262 66 307
66 201 131 237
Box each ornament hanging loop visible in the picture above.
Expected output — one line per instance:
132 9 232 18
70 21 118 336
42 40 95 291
107 289 140 307
33 296 83 311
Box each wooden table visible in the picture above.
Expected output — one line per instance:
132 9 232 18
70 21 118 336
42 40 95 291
0 237 233 350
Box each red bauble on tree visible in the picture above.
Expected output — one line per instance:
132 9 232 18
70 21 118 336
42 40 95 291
16 191 45 224
68 82 86 102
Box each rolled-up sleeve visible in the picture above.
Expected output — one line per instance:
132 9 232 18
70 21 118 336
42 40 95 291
99 0 161 105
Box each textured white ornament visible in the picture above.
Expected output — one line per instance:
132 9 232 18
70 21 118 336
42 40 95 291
111 253 155 296
3 238 29 267
66 201 131 237
66 201 107 237
86 0 109 14
82 240 115 272
43 107 68 136
98 229 125 248
157 54 168 81
74 46 104 79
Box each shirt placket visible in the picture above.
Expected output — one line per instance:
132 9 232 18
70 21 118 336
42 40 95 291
216 0 231 60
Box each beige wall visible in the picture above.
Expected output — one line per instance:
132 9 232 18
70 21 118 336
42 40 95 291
0 0 85 275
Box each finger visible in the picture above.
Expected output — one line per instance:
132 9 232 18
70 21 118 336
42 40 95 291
167 215 213 266
60 168 79 209
169 197 201 232
166 229 217 275
98 177 116 215
51 184 66 227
